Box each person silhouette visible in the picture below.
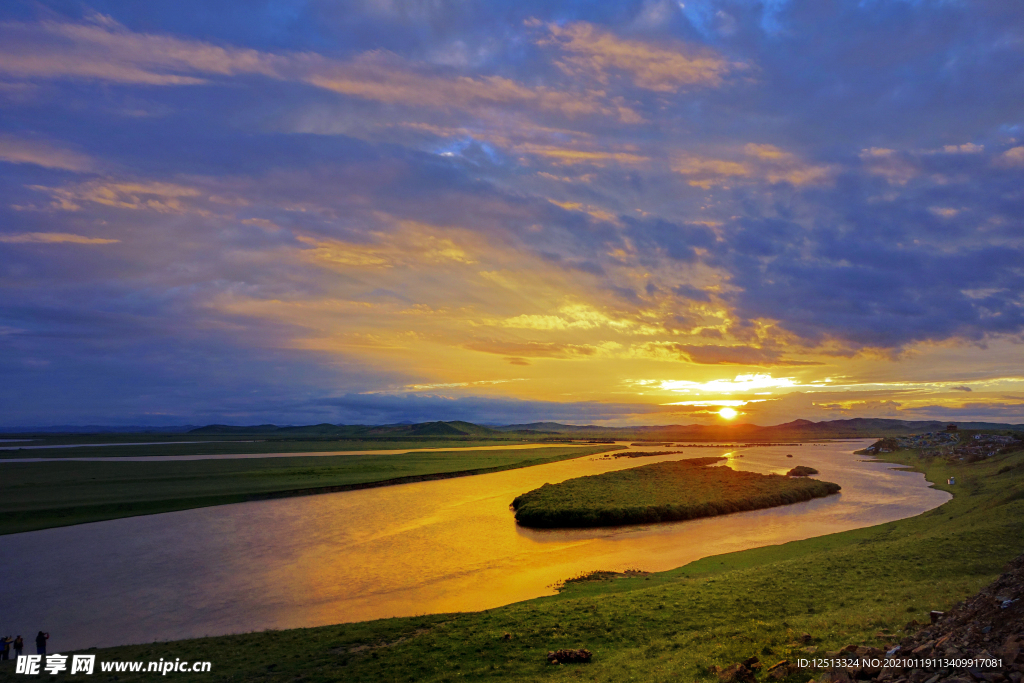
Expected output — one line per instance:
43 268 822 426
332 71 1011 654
35 631 48 656
13 635 23 658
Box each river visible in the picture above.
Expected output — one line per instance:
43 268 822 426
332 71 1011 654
0 440 949 651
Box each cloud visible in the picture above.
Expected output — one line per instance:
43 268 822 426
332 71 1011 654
499 303 662 335
629 342 824 366
652 373 804 393
0 136 94 171
997 146 1024 168
662 399 760 407
28 179 204 213
516 144 648 167
297 224 477 270
536 21 741 93
0 232 119 244
723 188 1024 350
892 402 1024 422
462 339 615 359
941 143 983 154
859 147 919 185
0 14 275 85
4 1 1024 428
306 51 636 121
674 144 832 188
0 14 641 123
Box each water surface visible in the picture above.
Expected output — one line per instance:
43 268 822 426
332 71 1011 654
0 440 948 651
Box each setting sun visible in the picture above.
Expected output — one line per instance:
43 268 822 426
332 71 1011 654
718 407 739 420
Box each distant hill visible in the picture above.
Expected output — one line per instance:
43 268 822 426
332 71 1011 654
8 417 1019 439
180 418 1024 441
497 418 1023 441
493 422 605 434
186 420 505 438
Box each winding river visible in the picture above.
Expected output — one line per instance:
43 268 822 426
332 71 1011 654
0 440 949 651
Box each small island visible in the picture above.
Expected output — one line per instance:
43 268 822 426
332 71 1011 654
786 465 819 476
511 457 841 528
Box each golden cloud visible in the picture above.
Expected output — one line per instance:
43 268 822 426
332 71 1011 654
997 146 1024 168
0 14 275 85
0 15 642 124
547 199 619 222
627 341 823 366
499 303 663 335
0 136 94 171
518 144 648 167
463 339 620 359
306 51 636 121
29 179 205 213
536 21 741 92
298 222 477 271
674 144 832 188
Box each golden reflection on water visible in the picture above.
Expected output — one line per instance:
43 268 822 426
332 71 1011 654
0 440 949 650
256 440 948 629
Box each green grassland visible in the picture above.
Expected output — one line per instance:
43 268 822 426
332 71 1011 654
9 442 1020 683
0 420 544 455
0 445 617 535
511 457 841 528
0 437 528 459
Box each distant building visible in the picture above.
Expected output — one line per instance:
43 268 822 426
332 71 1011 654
946 424 958 432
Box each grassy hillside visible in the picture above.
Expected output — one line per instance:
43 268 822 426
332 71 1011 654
511 457 840 528
12 441 1020 683
0 445 618 535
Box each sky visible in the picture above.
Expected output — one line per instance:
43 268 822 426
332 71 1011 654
1 0 1023 428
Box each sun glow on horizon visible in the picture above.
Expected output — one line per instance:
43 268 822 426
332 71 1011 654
718 407 739 420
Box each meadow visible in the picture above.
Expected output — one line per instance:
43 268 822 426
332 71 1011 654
0 445 617 535
511 457 841 528
4 440 1018 683
0 437 522 459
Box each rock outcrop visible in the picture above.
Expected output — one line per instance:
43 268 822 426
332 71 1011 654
547 648 592 664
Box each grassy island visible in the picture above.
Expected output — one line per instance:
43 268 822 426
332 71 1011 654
511 457 841 528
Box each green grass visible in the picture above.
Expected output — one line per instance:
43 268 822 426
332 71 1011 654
0 437 530 459
511 457 840 528
0 445 618 535
2 445 1022 683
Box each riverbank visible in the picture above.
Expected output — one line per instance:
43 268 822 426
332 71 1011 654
6 441 1016 683
0 445 619 535
511 457 841 528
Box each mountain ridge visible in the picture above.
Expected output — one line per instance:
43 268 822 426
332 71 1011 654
3 418 1020 439
184 417 1022 440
